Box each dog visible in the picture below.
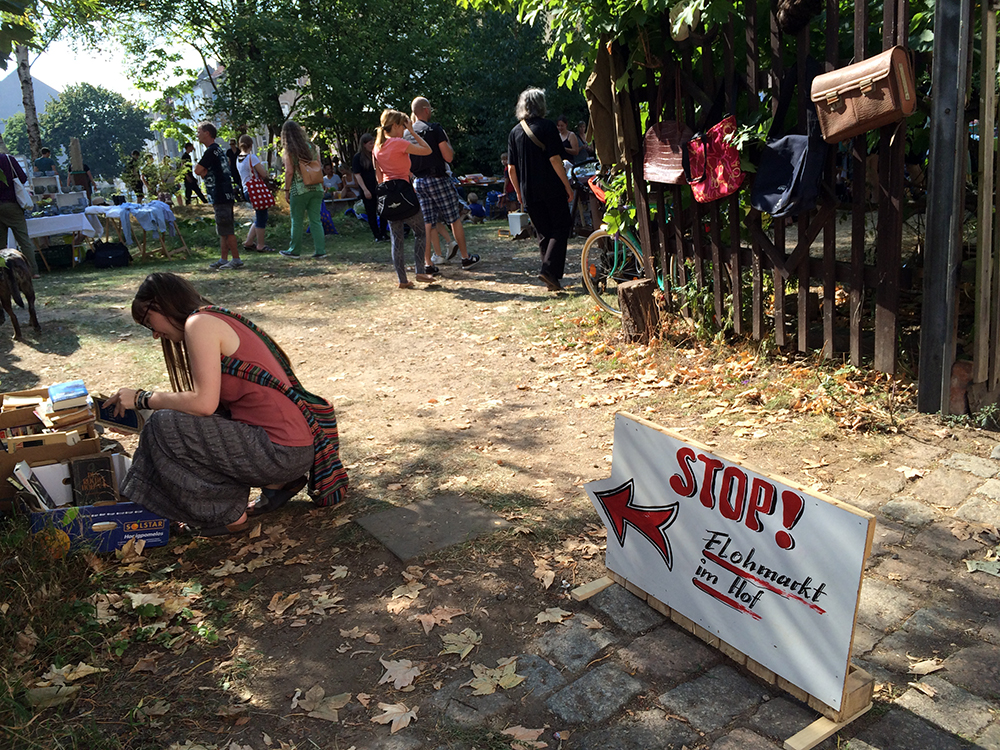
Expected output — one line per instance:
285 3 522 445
0 249 40 341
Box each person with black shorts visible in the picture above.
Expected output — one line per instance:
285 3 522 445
194 122 242 270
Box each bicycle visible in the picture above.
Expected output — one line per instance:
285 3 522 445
579 174 649 317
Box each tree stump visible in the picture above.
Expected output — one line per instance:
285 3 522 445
619 278 660 344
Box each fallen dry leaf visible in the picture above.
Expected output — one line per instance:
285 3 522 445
908 681 938 697
439 628 482 659
391 581 425 600
379 658 421 690
908 659 945 675
371 702 418 733
502 724 548 749
895 465 926 480
535 607 572 624
410 606 466 634
25 685 80 708
464 657 525 695
356 692 371 708
268 592 300 616
126 591 166 609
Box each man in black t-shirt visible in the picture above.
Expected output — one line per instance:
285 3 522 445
506 88 574 291
408 97 479 271
194 122 242 270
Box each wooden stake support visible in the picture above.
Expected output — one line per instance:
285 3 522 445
587 572 874 750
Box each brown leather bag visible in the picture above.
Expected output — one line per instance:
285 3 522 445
809 46 916 143
643 121 693 184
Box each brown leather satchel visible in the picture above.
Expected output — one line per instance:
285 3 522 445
809 46 916 143
643 121 693 184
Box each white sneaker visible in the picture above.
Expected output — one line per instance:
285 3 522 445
431 254 445 265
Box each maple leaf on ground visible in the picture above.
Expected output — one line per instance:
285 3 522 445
268 592 300 616
410 606 467 634
41 662 109 685
356 692 372 708
379 658 421 690
535 607 572 624
141 699 171 717
533 561 555 590
391 581 425 600
340 626 364 639
371 702 418 733
439 628 482 659
502 725 548 749
115 538 146 564
126 591 166 610
463 657 526 695
330 565 348 579
209 559 246 577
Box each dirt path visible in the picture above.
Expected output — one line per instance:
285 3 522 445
3 220 996 750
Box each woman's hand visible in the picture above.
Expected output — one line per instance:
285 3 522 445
106 388 137 417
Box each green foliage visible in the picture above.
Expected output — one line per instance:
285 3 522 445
1 111 31 156
39 83 152 180
112 0 581 176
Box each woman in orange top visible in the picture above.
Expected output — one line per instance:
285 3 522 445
372 109 433 288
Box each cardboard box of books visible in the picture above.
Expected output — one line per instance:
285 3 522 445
1 384 101 503
15 454 170 553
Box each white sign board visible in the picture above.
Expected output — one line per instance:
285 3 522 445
585 413 874 711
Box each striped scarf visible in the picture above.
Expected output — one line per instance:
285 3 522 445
203 306 348 507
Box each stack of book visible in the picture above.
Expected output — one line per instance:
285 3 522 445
35 380 96 432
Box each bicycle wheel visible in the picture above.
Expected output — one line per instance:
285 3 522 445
580 229 645 316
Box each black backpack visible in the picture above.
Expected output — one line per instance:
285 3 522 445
92 241 133 268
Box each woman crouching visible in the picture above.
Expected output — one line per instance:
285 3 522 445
107 272 348 535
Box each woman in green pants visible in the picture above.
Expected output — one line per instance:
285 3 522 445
279 120 326 258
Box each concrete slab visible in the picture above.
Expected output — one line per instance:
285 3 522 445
975 479 1000 501
509 654 566 700
942 643 1000 698
880 498 940 527
748 697 835 748
589 584 666 635
855 707 974 750
658 665 767 733
912 468 982 509
545 663 642 724
856 579 920 632
355 494 510 562
976 722 1000 750
895 676 994 737
618 625 719 683
711 728 782 750
529 617 616 673
956 496 1000 526
912 524 987 561
578 721 696 750
577 711 698 750
443 690 513 727
942 454 998 479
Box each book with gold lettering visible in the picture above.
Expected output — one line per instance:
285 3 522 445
69 454 119 505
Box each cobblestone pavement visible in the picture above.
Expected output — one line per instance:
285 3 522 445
357 443 1000 750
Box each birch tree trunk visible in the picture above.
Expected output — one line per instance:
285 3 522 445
16 44 41 161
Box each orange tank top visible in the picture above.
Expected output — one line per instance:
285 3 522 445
199 311 313 447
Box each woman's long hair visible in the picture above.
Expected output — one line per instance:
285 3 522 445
281 120 314 166
131 273 212 392
356 133 374 171
374 110 407 149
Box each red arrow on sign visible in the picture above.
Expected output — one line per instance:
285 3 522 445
595 479 680 571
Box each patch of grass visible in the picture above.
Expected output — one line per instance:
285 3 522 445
434 722 518 750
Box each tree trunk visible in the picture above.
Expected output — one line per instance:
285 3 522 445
16 45 41 161
619 278 661 344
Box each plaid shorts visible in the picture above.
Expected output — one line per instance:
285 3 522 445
413 175 460 226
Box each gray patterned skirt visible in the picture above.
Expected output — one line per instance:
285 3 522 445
121 409 314 528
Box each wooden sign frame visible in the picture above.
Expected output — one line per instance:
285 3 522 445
582 413 876 748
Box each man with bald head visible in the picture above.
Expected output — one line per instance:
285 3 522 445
408 96 480 271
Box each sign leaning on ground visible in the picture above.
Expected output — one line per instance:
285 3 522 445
584 413 875 712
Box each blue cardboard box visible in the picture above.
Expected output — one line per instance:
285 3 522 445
29 501 169 553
